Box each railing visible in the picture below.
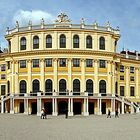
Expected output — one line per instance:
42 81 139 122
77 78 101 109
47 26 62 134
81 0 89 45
1 92 117 98
6 24 120 35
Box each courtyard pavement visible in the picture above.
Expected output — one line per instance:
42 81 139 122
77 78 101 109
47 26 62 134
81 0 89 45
0 113 140 140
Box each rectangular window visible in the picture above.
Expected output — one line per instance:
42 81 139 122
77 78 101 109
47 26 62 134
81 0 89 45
1 64 6 71
86 59 93 67
73 59 80 67
130 67 134 73
59 58 66 67
120 76 124 80
45 59 52 67
99 60 106 68
33 59 39 68
7 61 10 69
130 76 134 81
120 65 124 72
1 85 6 95
130 87 134 96
19 60 26 68
120 86 124 96
1 74 6 80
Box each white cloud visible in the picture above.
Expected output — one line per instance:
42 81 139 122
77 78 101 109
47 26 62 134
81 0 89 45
13 10 55 26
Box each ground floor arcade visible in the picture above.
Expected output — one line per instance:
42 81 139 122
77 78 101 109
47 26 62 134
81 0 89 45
1 93 137 116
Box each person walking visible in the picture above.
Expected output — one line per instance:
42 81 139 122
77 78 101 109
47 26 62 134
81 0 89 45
65 108 68 119
107 109 111 118
115 110 119 118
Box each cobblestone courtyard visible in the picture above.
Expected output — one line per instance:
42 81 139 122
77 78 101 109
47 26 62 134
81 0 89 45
0 113 140 140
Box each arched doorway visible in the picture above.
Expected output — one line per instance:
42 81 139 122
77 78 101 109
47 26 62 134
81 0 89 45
58 101 68 114
86 79 93 96
99 80 106 96
45 79 53 95
59 79 66 95
32 79 40 93
73 79 80 95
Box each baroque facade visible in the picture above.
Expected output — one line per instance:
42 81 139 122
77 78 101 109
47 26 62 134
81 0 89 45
0 13 139 116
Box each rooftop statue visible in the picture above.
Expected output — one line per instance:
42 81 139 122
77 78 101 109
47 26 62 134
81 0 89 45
80 18 85 24
55 13 71 23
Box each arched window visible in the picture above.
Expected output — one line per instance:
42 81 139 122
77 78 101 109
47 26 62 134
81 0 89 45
33 36 39 49
60 34 66 48
99 80 106 95
99 37 105 50
86 79 93 95
45 79 53 95
59 79 66 95
20 37 26 50
73 79 80 95
20 80 27 93
7 81 10 94
32 79 40 93
86 35 92 48
46 35 52 48
73 35 79 48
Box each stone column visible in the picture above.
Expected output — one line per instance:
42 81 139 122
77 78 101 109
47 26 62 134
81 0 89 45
10 94 14 114
136 67 139 98
24 93 28 115
107 60 111 94
52 98 55 116
121 97 124 114
14 60 18 94
52 98 58 116
71 98 73 116
37 92 42 116
94 60 98 94
53 58 58 94
1 96 4 113
68 98 71 116
54 98 58 116
81 59 85 93
126 66 129 97
83 98 89 116
111 98 115 115
68 58 72 92
27 59 32 93
97 99 102 115
40 59 45 92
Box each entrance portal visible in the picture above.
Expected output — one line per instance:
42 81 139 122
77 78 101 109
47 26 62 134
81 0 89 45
31 102 37 114
20 102 24 113
44 102 52 114
101 102 106 114
58 101 68 114
88 102 94 114
73 102 81 115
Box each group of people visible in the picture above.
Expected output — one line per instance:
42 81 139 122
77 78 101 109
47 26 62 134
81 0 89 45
41 108 119 119
107 109 119 118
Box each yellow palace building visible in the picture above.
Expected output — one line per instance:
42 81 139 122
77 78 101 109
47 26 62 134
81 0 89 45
0 13 139 116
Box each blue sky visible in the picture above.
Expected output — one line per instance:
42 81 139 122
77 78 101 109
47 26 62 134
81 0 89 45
0 0 140 52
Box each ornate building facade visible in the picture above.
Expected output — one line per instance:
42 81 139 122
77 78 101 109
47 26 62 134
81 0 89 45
0 13 139 116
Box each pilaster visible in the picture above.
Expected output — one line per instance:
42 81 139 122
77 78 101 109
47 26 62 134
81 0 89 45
27 59 32 93
40 59 45 92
